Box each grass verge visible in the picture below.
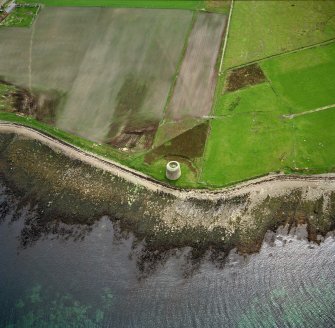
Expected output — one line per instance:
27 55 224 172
0 111 129 163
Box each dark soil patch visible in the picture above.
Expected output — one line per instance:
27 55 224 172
107 75 157 151
0 80 62 124
225 63 266 92
109 120 159 151
145 122 209 164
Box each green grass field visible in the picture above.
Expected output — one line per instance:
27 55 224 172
293 109 335 173
202 41 335 186
201 81 293 186
224 0 335 69
261 43 335 113
202 113 293 186
17 0 203 10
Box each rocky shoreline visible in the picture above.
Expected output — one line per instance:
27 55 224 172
1 122 335 273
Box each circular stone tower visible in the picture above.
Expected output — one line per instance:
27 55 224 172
166 161 181 181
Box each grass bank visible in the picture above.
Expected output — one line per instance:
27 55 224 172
16 0 231 13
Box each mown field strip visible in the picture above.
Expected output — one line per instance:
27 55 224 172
227 37 335 72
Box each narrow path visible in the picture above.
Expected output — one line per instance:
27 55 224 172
219 0 234 74
0 121 335 201
283 103 335 119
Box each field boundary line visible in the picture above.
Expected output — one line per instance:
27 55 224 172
227 37 335 72
28 10 38 95
202 110 275 119
283 103 335 119
202 0 234 184
219 0 234 74
158 11 197 129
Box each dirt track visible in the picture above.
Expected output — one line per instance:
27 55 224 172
1 121 335 204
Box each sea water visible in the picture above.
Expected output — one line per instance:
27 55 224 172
1 180 335 328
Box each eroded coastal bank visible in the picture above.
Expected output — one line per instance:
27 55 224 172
1 122 335 273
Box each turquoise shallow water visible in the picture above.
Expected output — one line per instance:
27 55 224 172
1 180 335 327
